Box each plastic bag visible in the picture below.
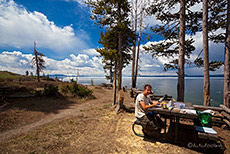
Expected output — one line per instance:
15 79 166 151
195 111 212 128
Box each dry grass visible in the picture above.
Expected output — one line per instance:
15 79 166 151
0 85 229 154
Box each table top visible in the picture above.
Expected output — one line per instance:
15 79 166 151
148 107 198 120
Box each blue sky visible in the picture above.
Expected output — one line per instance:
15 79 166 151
0 0 102 58
0 0 226 78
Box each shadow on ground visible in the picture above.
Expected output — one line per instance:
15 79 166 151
0 96 82 133
124 102 226 154
140 122 225 154
0 96 77 114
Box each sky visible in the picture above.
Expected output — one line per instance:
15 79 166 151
0 0 226 78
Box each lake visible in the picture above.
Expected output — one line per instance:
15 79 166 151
61 76 224 107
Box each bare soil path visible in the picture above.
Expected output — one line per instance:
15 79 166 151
0 86 110 141
0 86 229 154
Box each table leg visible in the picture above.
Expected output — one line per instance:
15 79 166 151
175 116 179 143
164 116 167 140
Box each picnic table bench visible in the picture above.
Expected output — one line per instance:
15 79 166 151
130 89 228 151
147 106 198 142
132 104 224 147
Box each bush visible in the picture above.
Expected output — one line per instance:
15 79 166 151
61 80 93 97
35 90 42 96
75 84 93 97
43 84 59 96
61 84 70 94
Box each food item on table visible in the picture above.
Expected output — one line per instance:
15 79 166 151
173 108 181 112
161 102 168 109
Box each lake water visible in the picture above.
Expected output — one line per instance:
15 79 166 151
61 76 224 107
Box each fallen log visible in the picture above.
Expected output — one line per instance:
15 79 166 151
220 105 230 114
221 111 230 121
193 105 223 112
212 117 225 125
212 113 224 119
223 119 230 127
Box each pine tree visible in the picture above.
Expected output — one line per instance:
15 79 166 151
87 0 135 109
131 0 138 89
193 0 228 105
31 41 45 82
224 0 230 107
145 0 201 101
134 8 145 88
209 0 228 43
177 0 186 102
131 0 149 88
194 0 226 71
203 0 210 106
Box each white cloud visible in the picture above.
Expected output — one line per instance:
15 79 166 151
124 29 225 76
0 0 89 53
82 48 99 56
0 50 104 76
144 64 160 68
123 43 177 76
0 0 225 77
73 0 86 6
64 0 87 7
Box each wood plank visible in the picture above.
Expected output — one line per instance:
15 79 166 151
198 132 208 139
207 134 219 141
212 113 224 119
193 105 223 112
197 131 218 141
170 111 182 117
223 119 230 127
221 111 230 121
150 109 171 115
220 105 230 114
148 107 198 119
212 118 225 125
180 113 197 119
170 110 198 119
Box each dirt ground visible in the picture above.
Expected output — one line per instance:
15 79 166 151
0 86 229 154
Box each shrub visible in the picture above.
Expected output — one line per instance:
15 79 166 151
76 84 93 97
61 84 70 94
43 84 59 96
61 80 93 97
35 90 42 96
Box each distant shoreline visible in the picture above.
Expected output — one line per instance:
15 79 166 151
49 74 224 78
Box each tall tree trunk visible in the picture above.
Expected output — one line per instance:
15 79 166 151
116 1 123 113
134 9 144 86
110 60 113 83
113 61 117 106
132 0 138 88
117 9 122 91
203 0 210 106
224 0 230 107
177 0 185 102
34 41 40 82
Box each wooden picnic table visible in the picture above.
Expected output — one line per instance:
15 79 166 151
147 106 198 142
147 106 198 119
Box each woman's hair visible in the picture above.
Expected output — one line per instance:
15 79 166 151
144 84 152 90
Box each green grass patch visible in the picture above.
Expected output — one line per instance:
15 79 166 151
0 71 21 80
